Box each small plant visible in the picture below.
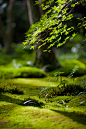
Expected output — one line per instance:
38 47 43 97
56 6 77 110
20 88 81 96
39 83 86 99
69 94 86 107
39 87 56 99
23 98 44 107
39 64 86 100
77 92 86 96
54 72 64 83
77 92 86 106
67 65 79 78
79 100 86 105
57 100 69 110
54 71 68 88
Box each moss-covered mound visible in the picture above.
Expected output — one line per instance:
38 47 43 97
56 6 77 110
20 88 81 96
0 66 47 79
0 86 24 94
0 82 24 94
69 95 86 107
39 84 86 98
49 59 86 77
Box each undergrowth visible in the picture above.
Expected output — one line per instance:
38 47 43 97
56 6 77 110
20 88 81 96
39 84 86 98
0 75 86 129
0 82 23 94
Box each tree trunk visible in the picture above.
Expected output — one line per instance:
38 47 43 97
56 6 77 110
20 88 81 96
34 44 61 71
27 0 62 71
26 0 40 25
4 34 13 54
0 0 15 54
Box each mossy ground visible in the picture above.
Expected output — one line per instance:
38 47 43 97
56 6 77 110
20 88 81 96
0 49 86 129
0 76 86 129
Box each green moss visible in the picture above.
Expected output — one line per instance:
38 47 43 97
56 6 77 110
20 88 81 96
39 84 86 98
61 59 86 69
0 77 86 129
69 95 86 107
49 59 86 76
0 66 47 79
0 54 12 65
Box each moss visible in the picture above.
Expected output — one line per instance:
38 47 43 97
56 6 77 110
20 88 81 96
61 59 86 69
49 59 86 77
0 83 23 94
69 95 86 107
39 83 86 98
0 77 86 129
0 66 47 79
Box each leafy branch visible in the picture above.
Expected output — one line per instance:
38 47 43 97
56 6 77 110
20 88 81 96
23 0 86 51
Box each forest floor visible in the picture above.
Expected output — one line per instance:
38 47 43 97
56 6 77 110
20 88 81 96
0 48 86 129
0 76 86 129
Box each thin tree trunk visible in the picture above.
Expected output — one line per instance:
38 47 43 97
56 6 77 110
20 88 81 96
0 0 15 54
26 0 40 25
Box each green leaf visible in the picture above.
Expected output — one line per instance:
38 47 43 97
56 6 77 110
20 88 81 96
35 1 39 5
71 4 75 7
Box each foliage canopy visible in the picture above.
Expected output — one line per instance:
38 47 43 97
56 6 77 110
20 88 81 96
23 0 86 52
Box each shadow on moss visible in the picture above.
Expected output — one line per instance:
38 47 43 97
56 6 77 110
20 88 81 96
0 87 23 94
51 109 86 125
0 94 44 108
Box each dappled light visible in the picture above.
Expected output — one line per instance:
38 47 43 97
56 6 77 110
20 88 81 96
0 0 86 129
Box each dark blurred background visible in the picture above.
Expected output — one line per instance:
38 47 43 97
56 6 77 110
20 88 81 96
0 0 86 69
